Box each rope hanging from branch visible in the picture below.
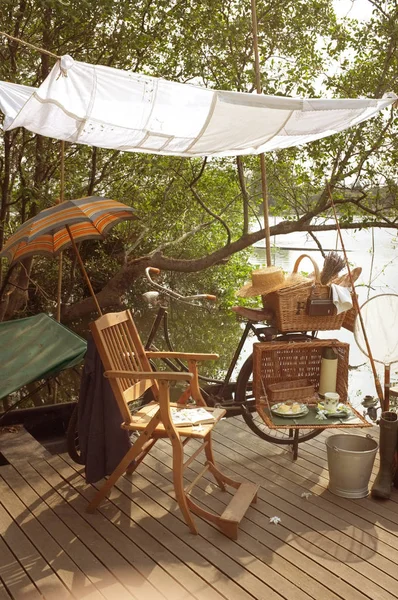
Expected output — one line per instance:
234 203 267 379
0 30 60 60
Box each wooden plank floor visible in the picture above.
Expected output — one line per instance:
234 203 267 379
1 417 398 600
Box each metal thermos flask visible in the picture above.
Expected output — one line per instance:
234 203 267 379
318 347 338 398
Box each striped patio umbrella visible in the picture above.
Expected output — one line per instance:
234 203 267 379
0 196 138 315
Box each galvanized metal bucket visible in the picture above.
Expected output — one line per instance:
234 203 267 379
326 434 378 498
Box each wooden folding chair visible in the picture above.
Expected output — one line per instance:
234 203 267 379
86 310 258 540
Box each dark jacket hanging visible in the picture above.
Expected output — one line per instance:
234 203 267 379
78 335 131 484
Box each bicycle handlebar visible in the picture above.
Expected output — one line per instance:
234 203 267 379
144 267 217 304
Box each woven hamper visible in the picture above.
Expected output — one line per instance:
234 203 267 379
264 255 346 333
266 379 315 402
253 339 349 403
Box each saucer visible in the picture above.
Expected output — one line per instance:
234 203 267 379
317 403 351 418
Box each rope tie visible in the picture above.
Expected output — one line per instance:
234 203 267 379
0 30 60 60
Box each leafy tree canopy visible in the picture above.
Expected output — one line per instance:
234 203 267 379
0 0 397 323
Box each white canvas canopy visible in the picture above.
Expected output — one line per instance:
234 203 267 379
0 55 396 157
0 80 34 130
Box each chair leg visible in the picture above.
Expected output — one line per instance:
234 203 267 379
86 444 140 513
204 433 226 491
158 379 258 539
86 421 160 513
171 436 198 535
126 438 157 474
158 379 198 534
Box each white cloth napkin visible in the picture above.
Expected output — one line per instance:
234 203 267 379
331 284 353 314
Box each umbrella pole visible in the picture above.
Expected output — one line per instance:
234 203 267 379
66 224 103 316
251 0 272 267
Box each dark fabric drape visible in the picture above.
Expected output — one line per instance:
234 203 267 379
78 335 131 484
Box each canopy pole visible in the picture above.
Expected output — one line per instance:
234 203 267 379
327 185 384 406
53 141 65 403
56 140 65 323
66 224 103 316
251 0 272 267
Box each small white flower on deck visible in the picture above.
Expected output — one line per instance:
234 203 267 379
301 492 312 499
269 516 281 525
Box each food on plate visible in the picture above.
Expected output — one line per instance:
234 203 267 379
271 402 309 417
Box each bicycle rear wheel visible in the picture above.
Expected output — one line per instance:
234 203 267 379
235 354 322 445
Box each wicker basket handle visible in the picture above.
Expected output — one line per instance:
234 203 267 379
292 254 321 283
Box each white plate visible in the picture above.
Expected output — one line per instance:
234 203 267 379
271 403 309 418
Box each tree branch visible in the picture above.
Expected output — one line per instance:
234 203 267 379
308 231 326 258
62 217 396 322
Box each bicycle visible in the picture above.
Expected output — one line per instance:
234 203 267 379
66 266 322 463
139 268 322 448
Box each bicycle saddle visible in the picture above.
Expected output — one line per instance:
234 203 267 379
231 305 274 322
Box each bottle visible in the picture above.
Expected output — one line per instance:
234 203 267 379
318 347 338 398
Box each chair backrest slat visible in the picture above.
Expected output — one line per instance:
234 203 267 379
90 310 158 426
121 321 141 371
105 325 131 391
104 327 122 377
109 324 131 389
125 315 154 373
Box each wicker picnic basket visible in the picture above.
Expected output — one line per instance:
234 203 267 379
253 339 350 403
264 254 346 333
266 379 315 402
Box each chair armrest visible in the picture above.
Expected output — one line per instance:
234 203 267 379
104 369 193 382
146 351 219 361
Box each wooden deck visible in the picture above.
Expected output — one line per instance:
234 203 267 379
1 417 398 600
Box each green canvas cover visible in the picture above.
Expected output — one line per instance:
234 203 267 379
0 313 87 399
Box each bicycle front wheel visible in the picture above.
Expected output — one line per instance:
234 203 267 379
235 354 322 445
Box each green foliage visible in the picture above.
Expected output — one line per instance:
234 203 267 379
0 0 397 324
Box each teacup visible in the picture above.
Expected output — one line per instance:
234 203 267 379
323 392 340 412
